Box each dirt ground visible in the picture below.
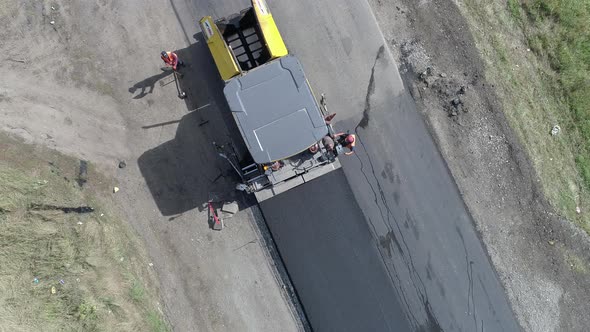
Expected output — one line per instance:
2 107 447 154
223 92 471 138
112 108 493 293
0 0 301 331
4 0 590 331
367 0 590 331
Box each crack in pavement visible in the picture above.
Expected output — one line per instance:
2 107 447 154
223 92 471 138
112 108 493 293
357 45 385 130
456 226 479 331
348 48 419 327
352 45 443 331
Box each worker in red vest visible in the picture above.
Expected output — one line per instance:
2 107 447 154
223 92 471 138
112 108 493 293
161 51 184 71
334 132 356 155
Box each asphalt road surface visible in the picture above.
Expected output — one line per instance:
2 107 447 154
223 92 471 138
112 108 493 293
260 170 412 332
170 0 520 331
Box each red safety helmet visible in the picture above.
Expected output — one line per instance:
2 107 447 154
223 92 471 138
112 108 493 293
345 135 355 144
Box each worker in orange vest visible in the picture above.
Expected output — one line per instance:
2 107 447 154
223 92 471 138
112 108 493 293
334 132 356 155
161 51 184 71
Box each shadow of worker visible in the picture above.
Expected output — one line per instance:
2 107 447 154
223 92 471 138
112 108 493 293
138 110 237 216
129 68 174 99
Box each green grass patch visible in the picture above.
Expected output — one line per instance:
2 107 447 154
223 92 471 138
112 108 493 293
491 34 509 63
562 247 590 274
0 133 169 331
147 311 171 332
522 0 590 188
76 302 99 331
507 0 522 22
460 0 590 233
130 280 146 302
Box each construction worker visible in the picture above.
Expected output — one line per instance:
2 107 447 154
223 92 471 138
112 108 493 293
334 132 356 155
322 135 335 152
161 51 184 71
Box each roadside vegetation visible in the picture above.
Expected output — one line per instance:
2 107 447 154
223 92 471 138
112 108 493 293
459 0 590 232
0 133 169 332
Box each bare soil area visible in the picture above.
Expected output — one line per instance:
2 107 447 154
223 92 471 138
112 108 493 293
1 0 300 331
368 0 590 331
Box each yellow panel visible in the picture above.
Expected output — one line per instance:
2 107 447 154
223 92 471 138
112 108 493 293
251 0 288 59
199 16 240 81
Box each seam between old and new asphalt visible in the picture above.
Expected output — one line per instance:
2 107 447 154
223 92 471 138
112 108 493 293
250 205 313 332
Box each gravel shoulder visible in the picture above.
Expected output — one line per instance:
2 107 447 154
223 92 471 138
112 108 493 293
367 0 590 331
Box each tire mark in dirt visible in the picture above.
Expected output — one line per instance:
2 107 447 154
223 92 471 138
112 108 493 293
353 45 443 331
169 0 191 45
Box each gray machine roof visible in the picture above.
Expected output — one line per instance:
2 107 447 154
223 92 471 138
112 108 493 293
224 56 328 164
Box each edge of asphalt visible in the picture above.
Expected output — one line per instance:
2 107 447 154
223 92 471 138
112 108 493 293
249 205 312 332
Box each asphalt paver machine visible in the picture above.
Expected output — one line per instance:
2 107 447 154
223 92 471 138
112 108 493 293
200 0 344 201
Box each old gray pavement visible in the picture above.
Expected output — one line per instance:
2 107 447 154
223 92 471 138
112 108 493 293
169 0 520 331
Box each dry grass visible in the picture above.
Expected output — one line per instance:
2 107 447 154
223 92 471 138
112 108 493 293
564 249 589 274
0 133 169 332
459 0 590 233
520 0 590 188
